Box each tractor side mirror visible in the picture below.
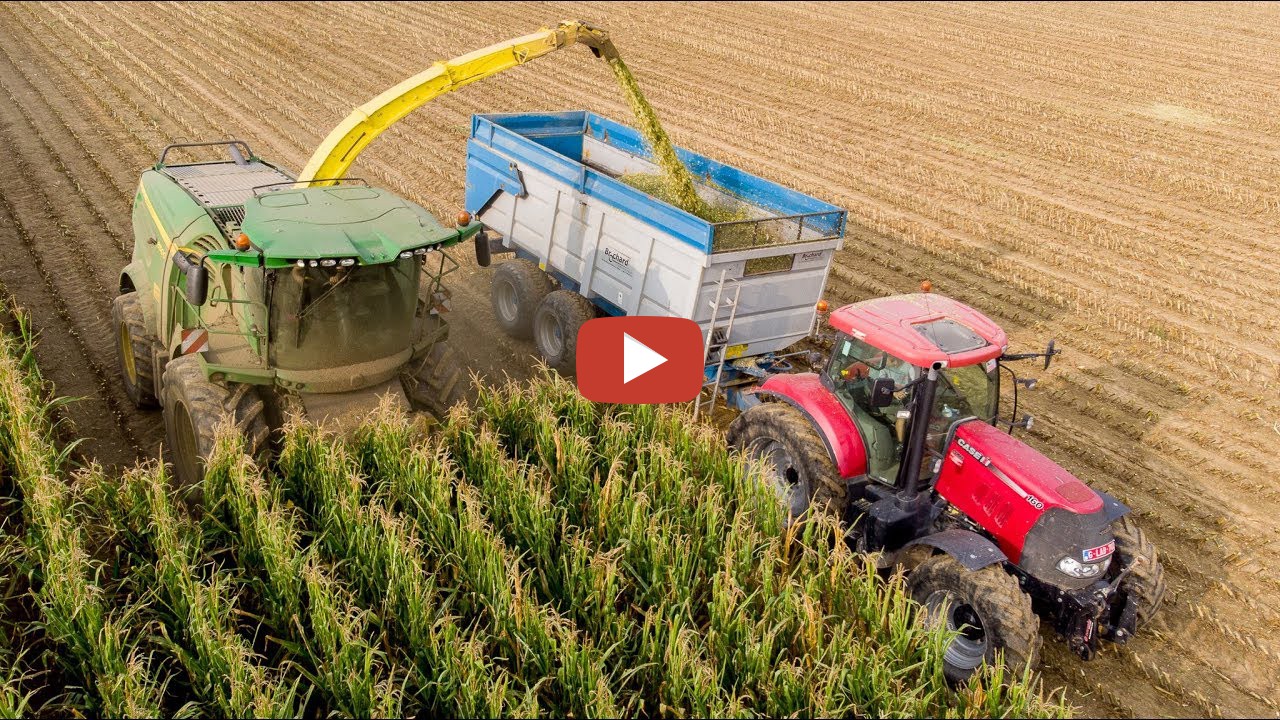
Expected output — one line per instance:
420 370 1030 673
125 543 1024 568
186 266 208 306
869 378 896 408
1044 339 1057 370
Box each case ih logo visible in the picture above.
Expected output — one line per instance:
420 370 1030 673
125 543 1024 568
956 438 991 467
1083 540 1116 562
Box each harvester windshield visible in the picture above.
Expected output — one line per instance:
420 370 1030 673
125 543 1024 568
269 259 418 370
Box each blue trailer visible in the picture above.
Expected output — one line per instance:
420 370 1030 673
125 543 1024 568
464 110 847 412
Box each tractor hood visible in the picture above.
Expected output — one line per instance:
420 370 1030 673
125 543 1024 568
207 186 482 268
946 421 1103 516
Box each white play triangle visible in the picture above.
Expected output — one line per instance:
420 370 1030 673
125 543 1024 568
622 332 668 384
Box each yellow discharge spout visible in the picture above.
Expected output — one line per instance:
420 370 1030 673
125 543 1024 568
297 21 618 185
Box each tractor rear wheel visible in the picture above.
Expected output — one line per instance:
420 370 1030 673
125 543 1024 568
162 355 269 488
533 290 594 374
908 554 1041 683
1111 516 1166 629
491 259 554 339
112 292 159 409
727 401 846 522
401 341 466 421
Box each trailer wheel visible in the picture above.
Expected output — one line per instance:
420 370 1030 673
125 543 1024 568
491 259 554 339
1111 516 1166 629
401 341 466 421
162 355 268 489
908 554 1041 684
112 292 159 409
727 402 846 522
533 290 594 374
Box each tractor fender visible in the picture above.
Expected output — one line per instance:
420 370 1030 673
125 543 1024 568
1096 490 1131 524
750 372 867 478
905 529 1008 571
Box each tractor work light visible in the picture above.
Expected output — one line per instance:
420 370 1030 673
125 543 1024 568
1057 555 1109 579
414 248 428 255
339 258 356 266
400 251 413 259
320 259 337 267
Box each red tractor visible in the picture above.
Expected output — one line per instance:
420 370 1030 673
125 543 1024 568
728 290 1165 681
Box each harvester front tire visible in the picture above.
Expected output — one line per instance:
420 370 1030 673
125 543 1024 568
402 341 466 422
727 401 846 522
533 290 594 374
908 554 1041 684
162 355 268 489
112 292 159 409
1111 516 1166 629
492 259 554 339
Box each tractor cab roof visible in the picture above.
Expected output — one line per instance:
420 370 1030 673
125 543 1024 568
237 186 464 266
827 293 1007 368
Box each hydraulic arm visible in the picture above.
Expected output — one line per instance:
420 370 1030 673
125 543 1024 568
297 20 618 185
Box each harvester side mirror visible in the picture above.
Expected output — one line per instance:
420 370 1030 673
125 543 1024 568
474 231 491 267
1044 339 1058 370
186 266 208 306
869 378 896 408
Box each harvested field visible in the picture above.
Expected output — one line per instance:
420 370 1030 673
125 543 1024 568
0 2 1276 716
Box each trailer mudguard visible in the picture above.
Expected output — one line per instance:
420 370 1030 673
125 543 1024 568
752 372 867 478
905 529 1008 571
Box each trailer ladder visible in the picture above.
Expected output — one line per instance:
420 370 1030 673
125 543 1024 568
694 269 742 421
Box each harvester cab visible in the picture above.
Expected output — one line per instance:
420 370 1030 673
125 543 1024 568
115 140 482 486
729 288 1166 682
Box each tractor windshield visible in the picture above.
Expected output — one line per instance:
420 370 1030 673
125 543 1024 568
924 362 1000 458
268 259 418 370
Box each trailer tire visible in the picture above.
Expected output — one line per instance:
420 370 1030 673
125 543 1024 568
908 554 1041 684
492 259 554 339
727 402 846 522
112 292 159 409
533 290 594 374
1111 516 1166 629
162 355 268 489
401 341 467 422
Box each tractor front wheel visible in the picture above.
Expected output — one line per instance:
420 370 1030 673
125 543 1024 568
112 292 159 409
908 554 1041 683
727 401 846 523
1111 516 1166 630
533 290 594 374
491 259 554 339
401 341 466 421
162 355 269 488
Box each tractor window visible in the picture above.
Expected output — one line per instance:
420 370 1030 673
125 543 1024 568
268 258 419 370
925 362 999 459
825 334 918 482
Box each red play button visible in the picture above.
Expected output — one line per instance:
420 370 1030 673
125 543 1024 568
575 317 704 404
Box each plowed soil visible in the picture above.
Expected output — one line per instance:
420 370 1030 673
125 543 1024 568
0 3 1275 716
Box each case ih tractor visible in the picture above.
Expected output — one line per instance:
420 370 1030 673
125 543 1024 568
114 140 481 486
729 290 1166 681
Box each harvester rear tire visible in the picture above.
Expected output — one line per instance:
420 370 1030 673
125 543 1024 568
727 401 846 523
908 554 1041 684
492 259 554 339
533 290 594 374
112 292 159 409
161 355 268 489
1111 516 1166 629
401 341 466 422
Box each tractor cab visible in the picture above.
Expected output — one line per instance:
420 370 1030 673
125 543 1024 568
821 293 1006 489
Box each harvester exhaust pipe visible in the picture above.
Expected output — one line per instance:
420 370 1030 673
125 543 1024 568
898 361 943 499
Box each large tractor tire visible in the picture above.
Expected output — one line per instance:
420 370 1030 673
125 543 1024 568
162 355 268 488
401 341 466 421
491 259 554 339
112 292 159 409
1111 516 1166 629
727 401 847 522
533 290 594 374
908 554 1042 684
